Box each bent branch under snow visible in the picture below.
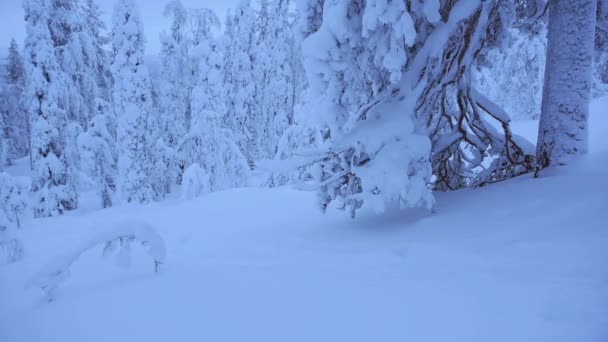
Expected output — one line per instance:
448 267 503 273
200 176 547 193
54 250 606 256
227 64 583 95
27 220 166 302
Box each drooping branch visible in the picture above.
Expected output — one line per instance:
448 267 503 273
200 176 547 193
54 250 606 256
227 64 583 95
406 1 535 191
278 0 536 217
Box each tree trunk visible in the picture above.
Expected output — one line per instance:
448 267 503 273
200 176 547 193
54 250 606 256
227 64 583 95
537 0 598 169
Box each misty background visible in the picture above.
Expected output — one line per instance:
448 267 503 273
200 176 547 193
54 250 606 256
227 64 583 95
0 0 238 56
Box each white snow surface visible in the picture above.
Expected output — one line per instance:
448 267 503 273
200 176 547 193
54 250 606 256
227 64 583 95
1 100 607 341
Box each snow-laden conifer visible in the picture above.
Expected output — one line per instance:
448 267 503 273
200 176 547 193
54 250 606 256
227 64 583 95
223 0 258 165
182 12 249 193
24 0 78 217
78 114 117 208
2 40 29 163
111 0 157 203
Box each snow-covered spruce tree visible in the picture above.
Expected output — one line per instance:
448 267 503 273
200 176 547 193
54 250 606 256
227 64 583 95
6 39 26 88
186 8 229 95
537 0 598 169
268 0 361 188
265 0 321 187
181 9 249 194
2 39 29 164
0 172 28 265
159 2 189 142
48 0 87 127
64 120 84 189
255 0 295 164
223 0 259 166
269 22 320 187
299 0 428 216
157 0 196 191
0 98 9 168
289 20 308 113
181 163 210 199
46 0 115 198
78 114 117 208
0 173 28 229
24 0 78 217
0 117 8 167
82 0 114 116
297 0 535 217
111 0 157 203
253 0 272 160
47 0 113 130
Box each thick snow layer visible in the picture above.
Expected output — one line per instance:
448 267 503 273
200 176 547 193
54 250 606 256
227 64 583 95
0 102 607 341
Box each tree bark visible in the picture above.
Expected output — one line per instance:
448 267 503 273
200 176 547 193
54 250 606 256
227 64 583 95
537 0 598 168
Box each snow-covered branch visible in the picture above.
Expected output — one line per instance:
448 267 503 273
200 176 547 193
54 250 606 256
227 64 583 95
28 220 166 302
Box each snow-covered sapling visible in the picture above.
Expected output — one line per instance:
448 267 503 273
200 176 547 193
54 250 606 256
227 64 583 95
181 163 211 200
28 220 166 302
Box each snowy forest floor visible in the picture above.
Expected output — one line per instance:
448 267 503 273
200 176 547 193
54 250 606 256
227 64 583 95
1 99 608 342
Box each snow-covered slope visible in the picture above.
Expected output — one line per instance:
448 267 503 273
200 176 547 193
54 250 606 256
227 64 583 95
0 101 607 342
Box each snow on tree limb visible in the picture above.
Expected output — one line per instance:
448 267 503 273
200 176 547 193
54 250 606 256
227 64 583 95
27 220 166 302
293 0 537 216
470 88 511 124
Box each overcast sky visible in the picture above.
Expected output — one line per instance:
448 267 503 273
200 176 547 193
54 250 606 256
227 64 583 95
0 0 238 56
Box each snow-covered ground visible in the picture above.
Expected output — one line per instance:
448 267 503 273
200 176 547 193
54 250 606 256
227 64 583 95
1 99 607 342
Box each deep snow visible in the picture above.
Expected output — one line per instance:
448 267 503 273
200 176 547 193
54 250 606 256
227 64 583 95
1 99 607 342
